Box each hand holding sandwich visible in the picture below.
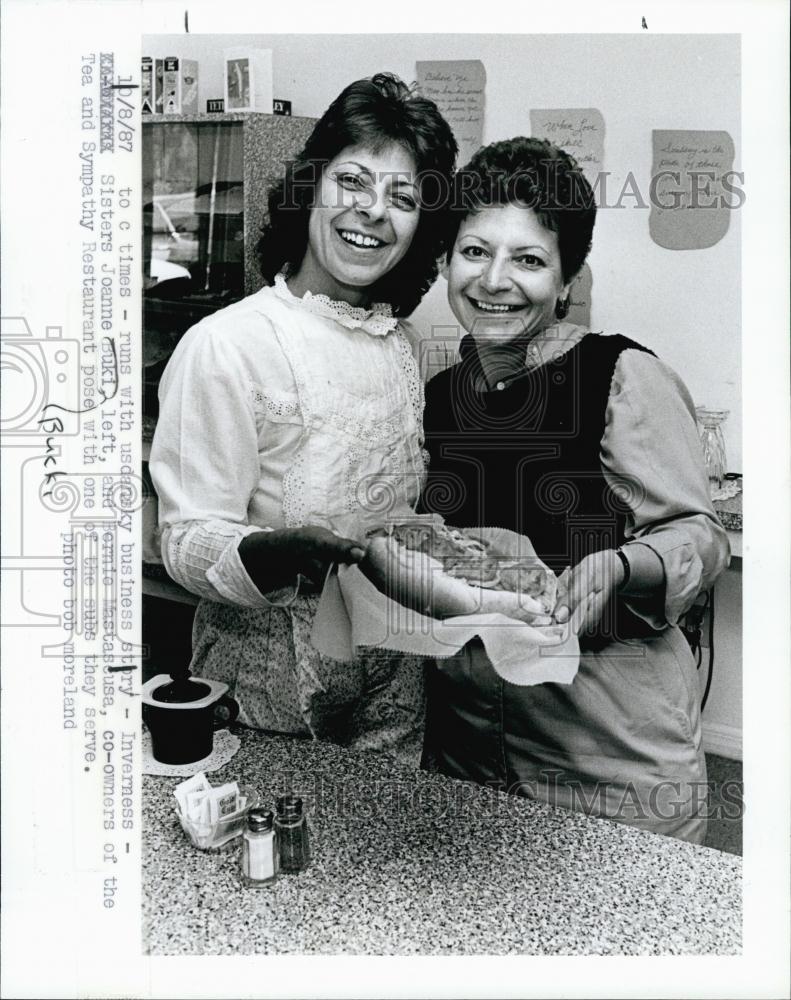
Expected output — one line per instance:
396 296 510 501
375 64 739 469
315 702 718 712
553 544 666 634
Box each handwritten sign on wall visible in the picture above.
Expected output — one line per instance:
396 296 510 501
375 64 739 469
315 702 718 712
529 108 605 186
649 130 736 250
529 109 603 324
416 60 486 167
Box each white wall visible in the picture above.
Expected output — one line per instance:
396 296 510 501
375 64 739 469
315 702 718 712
146 33 743 755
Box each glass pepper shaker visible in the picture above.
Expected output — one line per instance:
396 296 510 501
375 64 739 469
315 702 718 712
274 795 311 873
241 808 279 888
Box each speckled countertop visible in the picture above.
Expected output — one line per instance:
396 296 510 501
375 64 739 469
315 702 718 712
143 729 741 956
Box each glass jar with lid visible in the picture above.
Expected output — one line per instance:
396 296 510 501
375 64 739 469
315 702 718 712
695 407 729 493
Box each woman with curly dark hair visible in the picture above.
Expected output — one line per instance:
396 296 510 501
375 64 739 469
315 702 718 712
421 137 729 840
150 74 456 762
256 74 454 317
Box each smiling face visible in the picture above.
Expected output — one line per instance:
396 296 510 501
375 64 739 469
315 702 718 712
447 203 572 346
291 142 421 306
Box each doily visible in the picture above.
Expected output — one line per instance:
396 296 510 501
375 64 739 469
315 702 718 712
711 479 742 502
272 272 398 337
142 728 241 777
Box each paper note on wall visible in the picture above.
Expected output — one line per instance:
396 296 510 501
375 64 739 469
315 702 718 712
649 130 736 250
416 61 486 167
223 48 273 113
529 108 605 187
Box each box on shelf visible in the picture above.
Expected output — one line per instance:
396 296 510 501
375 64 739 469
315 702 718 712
148 56 198 115
142 56 154 114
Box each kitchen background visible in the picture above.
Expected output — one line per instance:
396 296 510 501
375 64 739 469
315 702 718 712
142 33 742 767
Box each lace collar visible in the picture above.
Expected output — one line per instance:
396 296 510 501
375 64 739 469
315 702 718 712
272 272 398 338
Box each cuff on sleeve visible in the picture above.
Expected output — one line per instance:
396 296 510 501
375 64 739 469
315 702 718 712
162 520 300 608
206 537 301 609
625 536 704 627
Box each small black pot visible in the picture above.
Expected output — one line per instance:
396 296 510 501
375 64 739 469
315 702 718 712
142 674 239 765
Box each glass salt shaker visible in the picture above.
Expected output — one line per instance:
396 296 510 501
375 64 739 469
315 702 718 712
241 808 279 888
274 795 311 873
695 407 729 493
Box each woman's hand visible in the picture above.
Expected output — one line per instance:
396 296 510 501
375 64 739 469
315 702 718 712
239 526 366 595
553 550 625 634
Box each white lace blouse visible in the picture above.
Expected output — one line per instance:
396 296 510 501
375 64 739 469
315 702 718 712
149 274 426 606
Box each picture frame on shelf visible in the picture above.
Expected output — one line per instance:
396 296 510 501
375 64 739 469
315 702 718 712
223 48 273 113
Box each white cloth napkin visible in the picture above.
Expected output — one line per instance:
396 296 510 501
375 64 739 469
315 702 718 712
311 543 580 688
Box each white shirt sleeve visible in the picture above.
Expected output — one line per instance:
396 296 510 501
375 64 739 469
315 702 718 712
600 348 730 627
149 317 297 608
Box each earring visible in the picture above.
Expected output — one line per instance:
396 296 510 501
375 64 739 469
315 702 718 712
555 295 571 320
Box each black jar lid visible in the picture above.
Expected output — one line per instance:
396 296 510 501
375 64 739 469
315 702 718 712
247 808 274 832
152 677 212 704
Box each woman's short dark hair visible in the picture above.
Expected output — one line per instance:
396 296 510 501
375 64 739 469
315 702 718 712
447 137 597 283
256 73 457 317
